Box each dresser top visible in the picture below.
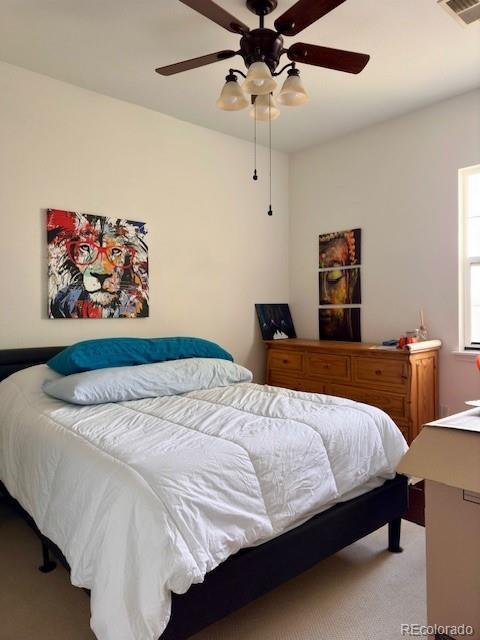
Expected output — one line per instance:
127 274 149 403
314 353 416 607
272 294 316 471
263 338 440 357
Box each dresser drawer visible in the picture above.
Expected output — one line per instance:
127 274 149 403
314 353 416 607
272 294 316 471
268 372 325 394
268 370 303 391
353 357 408 388
328 384 408 418
306 353 350 382
268 350 304 373
299 380 326 394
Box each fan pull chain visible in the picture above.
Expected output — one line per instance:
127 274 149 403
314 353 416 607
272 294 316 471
267 94 273 216
253 98 258 181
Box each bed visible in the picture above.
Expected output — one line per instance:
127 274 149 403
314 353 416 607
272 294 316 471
0 345 409 640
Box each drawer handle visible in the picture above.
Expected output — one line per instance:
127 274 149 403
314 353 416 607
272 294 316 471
323 364 331 369
282 359 289 364
375 369 382 375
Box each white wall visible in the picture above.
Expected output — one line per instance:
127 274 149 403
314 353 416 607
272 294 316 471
289 90 480 413
2 60 479 408
0 61 289 379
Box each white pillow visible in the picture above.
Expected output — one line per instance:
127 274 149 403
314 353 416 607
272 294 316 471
42 357 252 405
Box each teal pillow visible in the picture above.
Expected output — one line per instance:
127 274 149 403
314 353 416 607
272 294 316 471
47 337 234 376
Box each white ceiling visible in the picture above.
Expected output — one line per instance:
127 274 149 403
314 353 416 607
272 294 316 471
0 0 479 152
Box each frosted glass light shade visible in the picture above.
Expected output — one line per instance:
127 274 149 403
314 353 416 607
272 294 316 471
243 62 277 96
277 72 309 106
216 80 249 111
249 94 280 122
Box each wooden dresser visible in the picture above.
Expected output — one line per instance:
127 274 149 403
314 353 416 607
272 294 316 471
265 339 440 444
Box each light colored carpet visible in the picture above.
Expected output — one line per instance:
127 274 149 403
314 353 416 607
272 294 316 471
0 501 426 640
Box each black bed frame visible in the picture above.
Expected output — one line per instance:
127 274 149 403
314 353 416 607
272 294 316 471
0 346 408 640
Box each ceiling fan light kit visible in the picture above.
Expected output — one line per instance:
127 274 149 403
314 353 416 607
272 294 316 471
216 72 249 110
277 67 309 106
157 0 370 214
243 61 277 96
249 93 280 121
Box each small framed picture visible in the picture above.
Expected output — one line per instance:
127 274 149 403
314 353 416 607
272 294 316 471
255 304 296 341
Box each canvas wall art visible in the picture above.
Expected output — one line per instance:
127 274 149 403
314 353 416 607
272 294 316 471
318 227 362 342
319 307 361 342
47 209 149 319
319 228 361 268
318 267 361 306
255 304 296 340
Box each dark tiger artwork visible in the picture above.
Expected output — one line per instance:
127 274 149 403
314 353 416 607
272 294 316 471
47 209 149 319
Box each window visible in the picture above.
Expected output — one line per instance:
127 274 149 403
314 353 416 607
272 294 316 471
460 164 480 349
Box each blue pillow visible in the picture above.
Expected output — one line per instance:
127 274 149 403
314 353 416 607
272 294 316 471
47 337 234 376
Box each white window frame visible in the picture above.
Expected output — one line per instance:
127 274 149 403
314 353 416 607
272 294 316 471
459 164 480 350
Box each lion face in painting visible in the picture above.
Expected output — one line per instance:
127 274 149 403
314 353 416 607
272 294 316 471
67 236 135 306
47 210 149 319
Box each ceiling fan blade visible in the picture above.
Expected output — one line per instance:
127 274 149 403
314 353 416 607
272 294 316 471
156 50 237 76
179 0 250 35
288 43 370 74
275 0 347 37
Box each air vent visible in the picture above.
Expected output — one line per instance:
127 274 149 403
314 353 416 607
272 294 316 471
438 0 480 25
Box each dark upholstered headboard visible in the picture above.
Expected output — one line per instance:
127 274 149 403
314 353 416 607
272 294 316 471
0 346 65 382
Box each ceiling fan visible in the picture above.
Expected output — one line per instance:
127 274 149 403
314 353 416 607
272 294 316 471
155 0 370 79
155 0 370 217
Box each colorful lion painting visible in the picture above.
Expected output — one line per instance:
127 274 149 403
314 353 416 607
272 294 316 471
47 209 149 319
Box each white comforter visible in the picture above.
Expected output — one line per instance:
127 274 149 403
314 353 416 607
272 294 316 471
0 365 407 640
